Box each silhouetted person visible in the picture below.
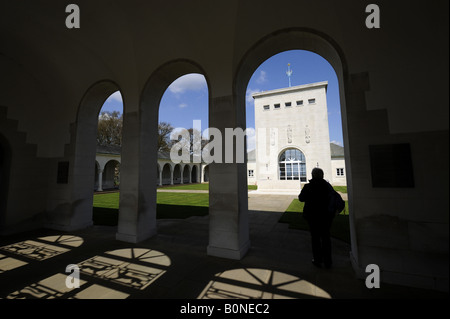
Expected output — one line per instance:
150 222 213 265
298 168 335 269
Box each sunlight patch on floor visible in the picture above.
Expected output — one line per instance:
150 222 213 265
198 268 331 299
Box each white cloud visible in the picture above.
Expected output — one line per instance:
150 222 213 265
108 91 123 102
331 140 343 146
179 103 188 108
256 70 267 84
168 73 207 94
246 88 261 104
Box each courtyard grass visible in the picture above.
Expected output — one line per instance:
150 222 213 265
93 185 350 244
159 183 210 191
92 191 209 225
333 186 347 193
279 199 350 243
159 183 257 191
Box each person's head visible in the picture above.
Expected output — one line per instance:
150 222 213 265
311 168 324 180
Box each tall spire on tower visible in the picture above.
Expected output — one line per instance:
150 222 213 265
286 63 293 87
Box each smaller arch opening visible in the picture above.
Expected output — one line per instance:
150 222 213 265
161 163 172 185
173 164 182 185
191 165 198 183
182 165 190 184
203 165 209 183
102 160 121 190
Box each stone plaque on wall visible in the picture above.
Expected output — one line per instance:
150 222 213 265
369 143 414 188
56 161 69 184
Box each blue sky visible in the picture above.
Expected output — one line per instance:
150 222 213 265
100 50 343 150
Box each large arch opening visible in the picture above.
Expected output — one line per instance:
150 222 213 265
156 69 209 223
118 60 211 243
87 90 124 227
235 28 354 260
51 80 123 231
157 71 209 188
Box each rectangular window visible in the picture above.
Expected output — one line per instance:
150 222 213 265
274 103 280 109
296 100 303 106
285 102 291 107
263 105 270 110
248 170 254 177
336 168 344 176
308 98 316 104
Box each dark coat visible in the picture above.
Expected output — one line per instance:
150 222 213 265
298 178 334 221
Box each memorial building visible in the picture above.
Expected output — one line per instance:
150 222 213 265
247 81 346 192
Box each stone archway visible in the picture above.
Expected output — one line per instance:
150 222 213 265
203 165 209 183
47 81 122 231
103 160 120 190
231 28 350 261
161 163 171 185
191 165 198 183
182 165 190 184
116 60 210 243
173 164 182 185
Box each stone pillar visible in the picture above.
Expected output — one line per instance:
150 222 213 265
189 165 192 184
207 95 250 260
116 110 157 243
180 165 184 184
159 168 162 186
170 167 174 185
97 169 103 192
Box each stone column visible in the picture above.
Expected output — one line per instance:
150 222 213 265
189 165 192 184
170 167 174 185
180 165 184 184
159 168 162 186
97 169 103 191
207 95 250 260
116 110 157 243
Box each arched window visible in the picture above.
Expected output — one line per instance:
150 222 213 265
279 148 307 182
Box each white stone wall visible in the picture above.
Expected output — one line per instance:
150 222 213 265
246 161 256 185
331 158 346 186
253 83 332 191
94 154 203 189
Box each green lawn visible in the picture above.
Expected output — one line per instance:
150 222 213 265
159 183 257 191
333 186 347 193
159 183 210 190
279 199 350 243
93 187 350 245
92 191 209 225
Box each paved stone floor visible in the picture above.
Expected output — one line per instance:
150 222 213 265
0 194 447 301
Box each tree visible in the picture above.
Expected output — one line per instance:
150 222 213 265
185 128 209 154
170 128 210 159
96 116 204 157
97 111 123 146
158 121 175 152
